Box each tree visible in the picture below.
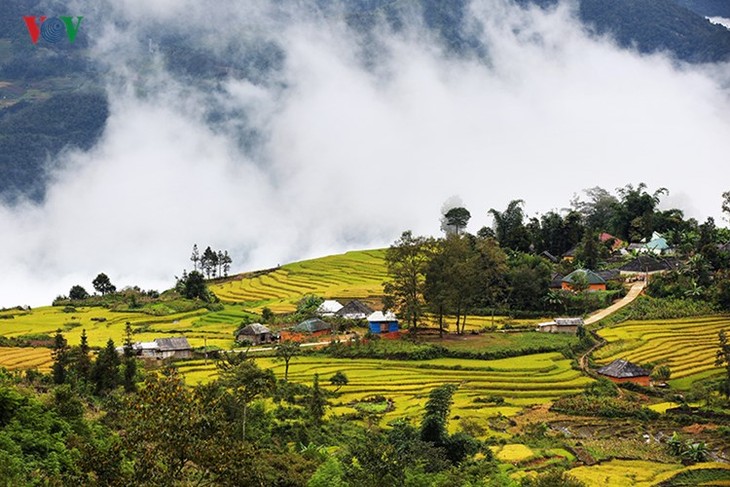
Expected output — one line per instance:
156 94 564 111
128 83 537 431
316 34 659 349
260 307 274 323
221 250 233 277
201 246 218 279
308 373 327 425
91 339 121 395
441 207 471 235
722 190 730 222
92 273 116 296
68 285 89 300
329 371 349 392
73 328 92 382
420 384 458 445
716 330 730 399
180 270 209 301
51 329 70 385
488 200 530 252
190 244 200 271
219 358 275 439
122 322 137 393
275 341 300 380
383 231 432 336
575 231 600 270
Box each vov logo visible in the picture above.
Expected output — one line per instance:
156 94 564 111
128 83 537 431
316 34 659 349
22 16 83 44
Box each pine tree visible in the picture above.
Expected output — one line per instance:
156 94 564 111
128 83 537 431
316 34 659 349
309 373 328 426
190 244 200 271
51 329 70 385
91 339 121 395
74 329 92 381
123 322 137 393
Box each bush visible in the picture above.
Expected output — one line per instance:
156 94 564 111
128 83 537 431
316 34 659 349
551 395 659 420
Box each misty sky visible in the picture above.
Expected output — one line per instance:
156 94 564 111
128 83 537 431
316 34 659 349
2 0 730 307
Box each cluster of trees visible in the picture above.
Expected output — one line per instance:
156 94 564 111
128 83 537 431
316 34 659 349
50 324 137 395
190 244 233 279
0 347 516 486
67 273 117 301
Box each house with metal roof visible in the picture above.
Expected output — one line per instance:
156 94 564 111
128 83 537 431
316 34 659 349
235 323 273 345
126 336 193 360
367 311 399 334
561 269 606 291
317 300 343 316
537 317 584 334
336 300 373 320
596 359 650 386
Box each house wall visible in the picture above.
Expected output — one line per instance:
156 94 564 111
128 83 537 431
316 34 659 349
369 321 399 334
539 325 577 334
561 283 606 292
602 375 650 387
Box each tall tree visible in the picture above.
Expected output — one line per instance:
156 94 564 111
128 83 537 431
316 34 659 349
73 329 92 381
91 339 121 395
201 246 218 279
420 384 457 445
383 231 432 336
221 250 233 277
308 373 328 426
488 200 530 252
716 330 730 399
92 273 116 296
68 285 89 300
274 341 301 380
473 236 509 324
122 322 137 393
441 207 471 235
218 358 275 439
722 191 730 222
190 244 200 271
51 329 70 385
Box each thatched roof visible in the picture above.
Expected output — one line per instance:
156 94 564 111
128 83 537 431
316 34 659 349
336 300 373 318
154 337 192 351
596 359 649 378
293 318 331 333
237 323 271 336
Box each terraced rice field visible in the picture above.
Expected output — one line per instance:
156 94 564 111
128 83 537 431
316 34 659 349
595 315 730 382
176 352 592 425
0 305 250 350
0 347 52 371
210 250 387 312
569 460 730 487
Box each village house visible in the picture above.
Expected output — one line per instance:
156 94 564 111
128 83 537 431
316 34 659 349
317 300 343 316
596 359 651 386
122 337 193 360
561 269 607 292
537 317 584 334
618 255 678 278
235 323 273 345
367 311 399 334
336 299 373 320
599 232 625 251
279 318 332 341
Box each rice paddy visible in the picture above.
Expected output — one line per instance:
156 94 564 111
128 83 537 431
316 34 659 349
594 315 730 384
568 460 730 487
211 249 388 312
0 347 52 371
175 352 593 424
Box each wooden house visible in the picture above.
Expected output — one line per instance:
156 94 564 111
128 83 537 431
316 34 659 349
336 300 373 320
317 300 343 316
366 311 399 334
596 359 650 386
235 323 273 345
537 317 584 334
561 269 606 291
129 337 193 360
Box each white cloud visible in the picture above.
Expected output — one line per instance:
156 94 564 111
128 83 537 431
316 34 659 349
2 0 730 307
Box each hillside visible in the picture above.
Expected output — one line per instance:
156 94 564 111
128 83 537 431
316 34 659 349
210 249 388 312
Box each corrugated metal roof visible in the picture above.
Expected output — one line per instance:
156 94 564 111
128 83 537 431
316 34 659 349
293 318 331 333
554 317 584 326
367 311 397 322
154 337 192 351
238 323 271 335
563 269 606 285
336 300 373 317
597 359 649 378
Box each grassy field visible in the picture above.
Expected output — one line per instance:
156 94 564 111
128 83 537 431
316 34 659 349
569 460 730 487
176 352 592 427
594 315 730 385
211 249 388 313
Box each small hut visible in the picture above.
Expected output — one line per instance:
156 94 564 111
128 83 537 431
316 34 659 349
366 311 399 334
128 337 193 360
596 359 650 386
537 317 584 334
235 323 273 345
